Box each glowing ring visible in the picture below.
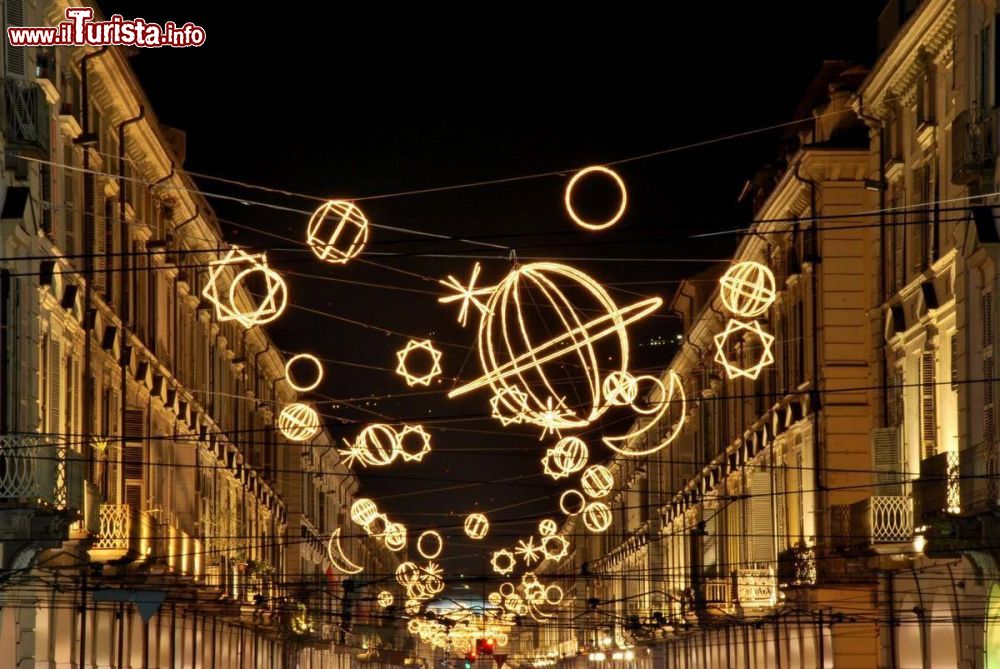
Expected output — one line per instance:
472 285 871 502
285 353 324 393
499 582 516 598
559 489 586 516
564 165 628 232
227 265 288 327
544 584 564 606
416 530 443 559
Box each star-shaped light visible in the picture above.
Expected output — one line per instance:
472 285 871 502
338 439 367 469
536 396 573 439
397 424 432 462
515 537 544 566
490 387 529 426
202 246 287 329
439 262 492 327
712 319 776 380
491 549 516 576
396 339 443 387
540 534 569 562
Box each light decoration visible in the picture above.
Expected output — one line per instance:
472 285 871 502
582 501 612 533
305 200 369 265
439 261 492 327
538 519 558 536
515 536 544 566
395 339 443 387
601 371 687 456
602 370 639 406
326 528 363 574
377 591 394 608
488 592 502 606
340 423 399 468
442 262 662 436
202 246 287 329
491 549 516 576
351 498 407 551
490 386 530 426
351 498 380 527
719 261 776 318
464 513 489 539
396 424 432 462
416 530 443 560
559 490 586 516
540 534 570 562
395 562 421 586
405 598 421 615
564 166 628 232
285 353 324 393
581 465 614 499
542 436 589 480
713 319 776 380
499 582 516 598
278 403 321 442
383 522 408 551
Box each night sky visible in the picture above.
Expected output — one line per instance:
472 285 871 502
100 2 883 593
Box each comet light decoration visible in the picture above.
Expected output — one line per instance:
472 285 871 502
559 489 586 516
416 530 443 560
464 512 489 539
541 436 589 480
305 200 369 265
538 519 558 536
284 353 324 393
540 534 570 562
491 549 516 576
582 501 612 533
339 423 400 468
564 165 628 232
581 464 615 499
601 371 687 457
719 261 777 318
326 528 363 574
395 339 444 387
515 536 544 566
377 591 394 608
277 403 321 442
441 262 662 436
396 424 432 462
202 246 287 329
713 319 776 380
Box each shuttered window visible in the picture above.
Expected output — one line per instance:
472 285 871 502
872 427 903 496
985 291 996 447
92 180 106 294
921 350 937 459
63 146 77 257
749 467 775 564
3 0 25 77
47 336 61 435
123 408 144 509
703 497 718 573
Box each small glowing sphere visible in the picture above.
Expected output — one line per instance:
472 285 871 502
719 261 777 318
383 522 407 551
278 403 321 442
352 423 401 467
581 465 614 498
559 489 586 516
351 498 380 527
542 436 589 480
416 530 443 559
488 592 502 606
602 371 638 406
377 591 394 608
285 353 324 393
306 200 369 265
464 513 489 540
405 598 421 615
499 582 516 597
544 584 565 606
564 165 628 232
538 519 558 536
582 501 613 533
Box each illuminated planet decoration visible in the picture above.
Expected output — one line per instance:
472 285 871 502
445 262 662 434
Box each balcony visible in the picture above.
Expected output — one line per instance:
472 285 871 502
777 545 817 588
1 77 50 157
700 578 734 615
952 108 1000 186
850 495 913 550
915 450 961 521
0 433 84 511
736 565 777 609
89 503 155 563
960 442 1000 514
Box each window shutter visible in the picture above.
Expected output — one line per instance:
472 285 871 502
104 195 114 302
703 501 717 570
124 408 144 509
872 427 902 496
985 291 996 447
3 0 25 77
92 181 106 294
749 468 775 565
774 460 786 551
48 337 61 435
952 334 959 391
63 146 77 257
921 350 937 459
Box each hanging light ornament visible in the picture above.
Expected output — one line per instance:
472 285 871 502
515 536 544 566
202 246 288 329
464 513 489 540
351 498 380 527
564 166 628 232
491 549 516 576
541 436 589 480
601 371 687 456
396 339 444 387
580 465 614 499
540 534 570 562
396 424 433 462
326 528 363 575
582 501 613 533
285 353 324 393
713 319 776 380
559 489 586 516
416 530 443 560
718 261 777 318
377 591 394 608
339 423 400 468
538 519 558 536
305 200 369 265
278 403 321 442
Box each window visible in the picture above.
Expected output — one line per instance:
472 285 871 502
978 23 993 109
916 68 936 127
921 349 937 459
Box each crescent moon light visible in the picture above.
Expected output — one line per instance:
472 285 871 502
326 528 363 574
601 371 686 456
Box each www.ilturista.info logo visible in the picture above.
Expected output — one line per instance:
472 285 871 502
7 7 206 48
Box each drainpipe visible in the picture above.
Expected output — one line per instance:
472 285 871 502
857 95 891 425
887 571 898 669
792 160 824 545
118 105 144 325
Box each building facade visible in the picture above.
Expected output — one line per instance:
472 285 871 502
0 1 393 667
513 1 1000 668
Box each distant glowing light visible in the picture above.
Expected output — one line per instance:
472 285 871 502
564 166 628 232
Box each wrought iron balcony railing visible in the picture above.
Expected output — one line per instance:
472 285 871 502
960 442 1000 514
851 495 913 546
736 565 777 608
915 450 961 520
777 545 817 587
90 503 155 562
1 77 50 155
0 433 83 512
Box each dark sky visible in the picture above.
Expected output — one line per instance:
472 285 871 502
101 2 883 593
